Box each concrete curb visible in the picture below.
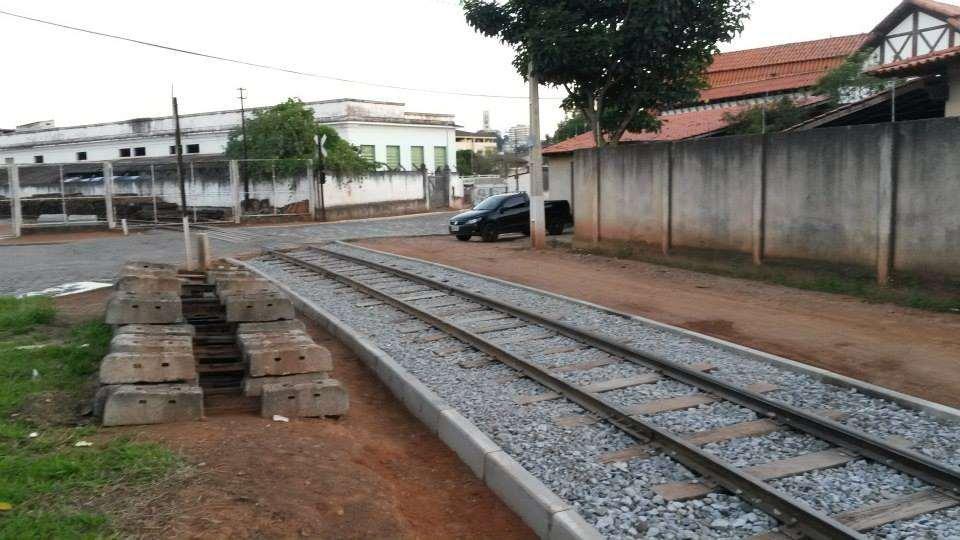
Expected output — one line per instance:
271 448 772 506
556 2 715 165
336 241 960 424
233 258 602 540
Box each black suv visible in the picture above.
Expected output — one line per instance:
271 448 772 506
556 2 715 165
448 192 573 242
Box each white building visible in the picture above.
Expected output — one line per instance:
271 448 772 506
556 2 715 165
505 124 530 152
0 98 458 172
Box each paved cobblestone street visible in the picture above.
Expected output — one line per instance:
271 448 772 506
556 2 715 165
0 212 453 296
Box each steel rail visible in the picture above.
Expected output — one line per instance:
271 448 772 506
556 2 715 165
304 246 960 499
269 249 863 540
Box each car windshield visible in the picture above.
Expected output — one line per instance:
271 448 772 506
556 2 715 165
473 194 511 211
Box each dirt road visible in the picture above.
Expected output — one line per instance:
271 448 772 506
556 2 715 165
354 235 960 409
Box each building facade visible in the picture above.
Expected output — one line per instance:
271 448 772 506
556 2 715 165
455 129 498 154
0 99 458 172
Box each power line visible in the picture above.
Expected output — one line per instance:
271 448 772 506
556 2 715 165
0 7 563 101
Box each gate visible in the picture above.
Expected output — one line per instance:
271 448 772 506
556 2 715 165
427 171 450 209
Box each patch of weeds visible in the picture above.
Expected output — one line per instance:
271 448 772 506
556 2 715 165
0 296 180 537
0 296 56 336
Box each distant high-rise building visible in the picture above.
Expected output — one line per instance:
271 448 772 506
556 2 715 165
506 124 530 152
483 111 490 130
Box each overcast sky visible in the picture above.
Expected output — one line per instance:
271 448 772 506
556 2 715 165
0 0 906 136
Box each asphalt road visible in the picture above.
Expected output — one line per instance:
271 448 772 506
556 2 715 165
0 211 454 296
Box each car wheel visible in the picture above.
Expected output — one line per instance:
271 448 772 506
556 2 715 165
481 225 499 242
547 223 564 236
456 235 471 242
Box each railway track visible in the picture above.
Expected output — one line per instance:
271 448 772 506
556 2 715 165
258 246 960 539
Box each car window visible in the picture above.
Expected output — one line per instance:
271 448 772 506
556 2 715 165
474 194 511 210
503 196 528 210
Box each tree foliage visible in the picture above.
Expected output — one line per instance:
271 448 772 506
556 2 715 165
721 98 810 135
225 98 374 180
457 149 501 176
814 51 891 105
546 111 590 144
463 0 751 147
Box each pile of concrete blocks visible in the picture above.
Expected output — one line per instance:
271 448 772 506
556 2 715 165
207 266 295 324
238 319 348 419
106 261 184 325
97 262 203 426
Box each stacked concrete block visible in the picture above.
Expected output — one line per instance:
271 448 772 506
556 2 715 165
207 267 294 323
236 322 348 419
106 262 184 325
97 261 202 427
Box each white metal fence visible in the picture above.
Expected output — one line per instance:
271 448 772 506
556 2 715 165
2 158 318 235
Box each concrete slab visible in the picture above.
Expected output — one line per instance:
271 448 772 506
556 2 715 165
244 342 333 377
401 375 452 433
437 409 500 478
123 261 178 273
105 292 183 325
99 352 197 385
115 324 196 337
98 384 203 426
109 334 193 355
224 293 295 322
243 372 328 397
116 275 183 295
260 379 349 418
237 320 307 334
206 270 253 285
215 278 278 299
483 450 571 539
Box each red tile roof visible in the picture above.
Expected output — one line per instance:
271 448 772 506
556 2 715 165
865 45 960 76
543 97 827 155
704 34 869 102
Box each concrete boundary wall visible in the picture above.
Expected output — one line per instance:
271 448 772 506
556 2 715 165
234 258 602 540
570 117 960 280
338 242 960 424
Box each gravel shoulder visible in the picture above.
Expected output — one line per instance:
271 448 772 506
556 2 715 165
352 235 960 409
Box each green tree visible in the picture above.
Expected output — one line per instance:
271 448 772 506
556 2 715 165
463 0 750 147
225 98 374 181
547 112 590 144
457 150 475 176
814 51 891 105
722 98 810 135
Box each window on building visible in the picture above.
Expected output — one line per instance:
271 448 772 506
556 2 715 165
186 144 200 154
134 147 146 157
169 145 180 155
360 145 376 163
119 148 132 158
433 146 448 170
385 145 401 170
410 146 425 169
4 157 13 164
76 151 87 161
34 155 44 164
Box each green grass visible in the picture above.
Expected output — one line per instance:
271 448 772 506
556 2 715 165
0 297 56 336
0 297 180 538
561 240 960 314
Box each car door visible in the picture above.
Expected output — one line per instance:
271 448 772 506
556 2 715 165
499 195 529 233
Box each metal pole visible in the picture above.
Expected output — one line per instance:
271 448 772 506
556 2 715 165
528 61 546 249
315 135 327 222
890 80 897 123
172 97 188 219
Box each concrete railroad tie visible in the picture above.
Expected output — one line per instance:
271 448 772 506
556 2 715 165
260 379 348 419
96 384 203 427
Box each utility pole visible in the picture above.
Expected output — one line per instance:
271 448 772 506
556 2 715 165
528 61 546 249
238 88 250 203
172 96 187 218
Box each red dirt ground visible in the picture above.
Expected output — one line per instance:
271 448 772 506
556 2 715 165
354 235 960 409
55 291 533 539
